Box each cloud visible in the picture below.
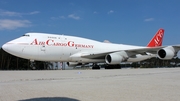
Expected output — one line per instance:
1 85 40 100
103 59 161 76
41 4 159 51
0 9 39 17
51 14 80 20
51 17 58 20
68 14 80 20
0 19 31 30
93 11 98 14
144 18 154 22
59 16 66 19
51 16 66 20
0 9 21 17
108 10 114 14
29 11 40 15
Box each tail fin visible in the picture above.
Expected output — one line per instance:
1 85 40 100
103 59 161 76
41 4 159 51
147 28 164 47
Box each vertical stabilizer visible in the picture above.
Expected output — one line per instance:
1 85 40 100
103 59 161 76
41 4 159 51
147 29 164 47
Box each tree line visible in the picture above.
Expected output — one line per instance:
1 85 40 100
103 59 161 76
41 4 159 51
0 48 180 70
0 48 50 70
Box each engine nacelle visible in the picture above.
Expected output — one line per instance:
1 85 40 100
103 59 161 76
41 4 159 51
67 62 82 67
105 52 125 64
157 46 175 60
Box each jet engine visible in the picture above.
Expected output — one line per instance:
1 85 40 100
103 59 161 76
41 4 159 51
157 46 175 60
105 52 127 64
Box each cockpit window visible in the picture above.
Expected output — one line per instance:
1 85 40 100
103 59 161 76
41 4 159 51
22 34 30 37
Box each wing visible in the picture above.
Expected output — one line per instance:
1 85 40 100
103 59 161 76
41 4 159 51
72 45 180 59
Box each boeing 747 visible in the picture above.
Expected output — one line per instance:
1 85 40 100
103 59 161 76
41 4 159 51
2 29 179 69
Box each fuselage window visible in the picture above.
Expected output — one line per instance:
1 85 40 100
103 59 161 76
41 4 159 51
48 36 57 39
22 34 30 37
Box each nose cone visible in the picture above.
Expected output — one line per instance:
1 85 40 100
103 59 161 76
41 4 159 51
2 43 9 52
2 42 22 56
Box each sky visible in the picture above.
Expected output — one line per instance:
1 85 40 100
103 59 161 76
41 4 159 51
0 0 180 48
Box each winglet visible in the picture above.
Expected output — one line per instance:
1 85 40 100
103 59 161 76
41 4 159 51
147 28 164 47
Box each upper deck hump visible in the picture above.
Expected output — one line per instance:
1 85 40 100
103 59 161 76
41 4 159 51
24 32 101 43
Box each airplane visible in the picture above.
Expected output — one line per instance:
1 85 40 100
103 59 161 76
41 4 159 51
2 28 180 69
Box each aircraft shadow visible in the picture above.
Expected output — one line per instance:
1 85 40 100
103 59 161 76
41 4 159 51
19 97 80 101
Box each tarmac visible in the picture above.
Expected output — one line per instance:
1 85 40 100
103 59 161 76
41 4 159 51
0 68 180 101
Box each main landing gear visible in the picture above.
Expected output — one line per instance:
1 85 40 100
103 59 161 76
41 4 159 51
92 63 121 69
105 64 121 69
30 60 36 70
92 64 101 69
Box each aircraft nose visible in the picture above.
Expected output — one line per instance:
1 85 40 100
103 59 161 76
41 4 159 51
2 43 9 52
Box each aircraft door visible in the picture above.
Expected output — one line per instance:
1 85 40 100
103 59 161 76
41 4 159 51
37 38 47 60
59 35 68 61
40 45 46 51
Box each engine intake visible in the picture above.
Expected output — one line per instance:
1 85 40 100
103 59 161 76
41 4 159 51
105 53 125 64
157 46 175 60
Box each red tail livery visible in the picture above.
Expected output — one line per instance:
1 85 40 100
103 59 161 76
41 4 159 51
147 29 164 47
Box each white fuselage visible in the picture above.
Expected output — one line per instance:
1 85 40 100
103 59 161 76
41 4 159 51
2 33 154 63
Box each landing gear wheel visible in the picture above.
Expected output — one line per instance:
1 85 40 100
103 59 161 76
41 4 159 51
30 61 36 70
92 64 100 69
105 64 121 69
